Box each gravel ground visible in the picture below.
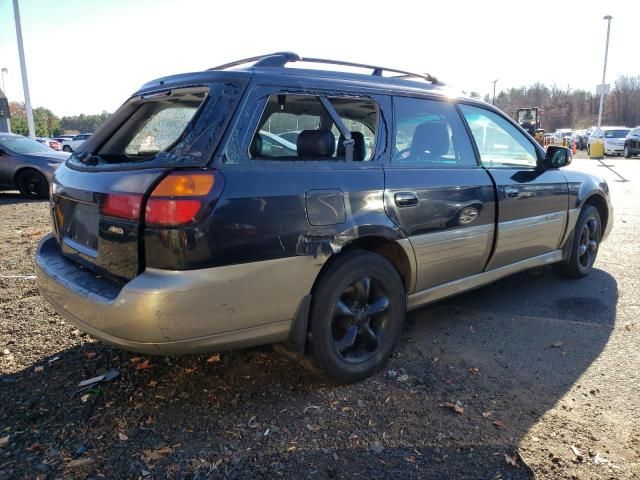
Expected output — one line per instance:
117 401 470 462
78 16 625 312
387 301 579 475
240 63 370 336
1 154 639 479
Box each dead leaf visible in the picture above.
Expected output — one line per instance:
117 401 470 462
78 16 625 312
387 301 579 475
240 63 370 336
130 357 142 363
141 446 174 463
468 367 479 375
504 453 518 467
551 341 564 348
118 432 128 441
148 380 158 387
481 411 492 418
493 420 505 429
67 457 94 468
80 394 90 403
440 402 464 414
136 359 152 370
0 435 9 447
207 353 220 363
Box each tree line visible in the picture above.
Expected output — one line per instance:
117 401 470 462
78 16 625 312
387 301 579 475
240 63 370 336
477 74 640 132
8 102 111 137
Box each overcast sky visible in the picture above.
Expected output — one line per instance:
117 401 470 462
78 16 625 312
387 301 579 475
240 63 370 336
0 0 638 117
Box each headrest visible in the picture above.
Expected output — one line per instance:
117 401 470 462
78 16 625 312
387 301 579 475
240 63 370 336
337 131 366 161
297 129 335 158
410 121 450 160
249 133 262 158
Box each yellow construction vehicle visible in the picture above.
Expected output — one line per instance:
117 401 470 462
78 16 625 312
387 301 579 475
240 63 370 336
515 107 545 145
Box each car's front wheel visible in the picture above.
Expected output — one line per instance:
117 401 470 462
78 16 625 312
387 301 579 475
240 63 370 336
16 169 49 199
308 250 405 384
553 205 601 278
62 145 72 152
624 146 632 158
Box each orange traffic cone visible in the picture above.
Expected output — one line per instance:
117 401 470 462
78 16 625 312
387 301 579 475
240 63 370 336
572 140 577 155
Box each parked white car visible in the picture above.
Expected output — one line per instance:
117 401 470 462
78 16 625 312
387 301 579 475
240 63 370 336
61 133 91 153
587 127 632 156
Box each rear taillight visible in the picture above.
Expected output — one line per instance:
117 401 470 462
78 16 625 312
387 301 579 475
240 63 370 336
50 141 60 150
145 171 217 227
101 193 142 221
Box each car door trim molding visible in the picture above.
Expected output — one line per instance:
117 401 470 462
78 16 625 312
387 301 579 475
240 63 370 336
409 223 494 291
407 249 563 310
486 210 566 270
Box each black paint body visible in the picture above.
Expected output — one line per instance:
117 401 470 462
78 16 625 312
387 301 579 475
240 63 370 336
47 66 613 291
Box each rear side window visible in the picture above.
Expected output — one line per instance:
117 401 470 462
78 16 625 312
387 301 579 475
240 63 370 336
247 94 378 161
393 97 477 167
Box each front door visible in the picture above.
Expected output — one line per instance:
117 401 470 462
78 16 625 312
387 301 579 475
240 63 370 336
459 104 569 270
384 96 496 292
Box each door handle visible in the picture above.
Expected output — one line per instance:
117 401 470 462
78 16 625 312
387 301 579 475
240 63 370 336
504 187 520 198
394 192 419 207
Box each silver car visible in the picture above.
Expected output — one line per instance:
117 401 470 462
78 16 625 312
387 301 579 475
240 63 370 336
0 133 69 198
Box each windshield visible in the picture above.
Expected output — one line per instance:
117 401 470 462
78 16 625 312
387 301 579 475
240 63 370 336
605 129 630 138
0 136 52 154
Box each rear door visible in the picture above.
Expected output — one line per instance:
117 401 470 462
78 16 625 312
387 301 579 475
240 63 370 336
459 104 568 269
384 96 496 292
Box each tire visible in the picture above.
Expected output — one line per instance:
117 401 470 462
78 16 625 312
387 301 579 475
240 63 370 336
624 146 632 158
16 169 49 199
308 250 406 384
62 145 72 152
553 205 601 278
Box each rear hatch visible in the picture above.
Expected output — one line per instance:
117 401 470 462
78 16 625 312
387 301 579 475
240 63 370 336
50 78 247 281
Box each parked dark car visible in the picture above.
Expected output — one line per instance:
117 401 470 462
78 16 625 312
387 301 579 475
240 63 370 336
0 133 69 198
624 126 640 158
35 53 613 383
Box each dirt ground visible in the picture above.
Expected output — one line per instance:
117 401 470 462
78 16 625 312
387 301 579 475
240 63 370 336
1 154 639 479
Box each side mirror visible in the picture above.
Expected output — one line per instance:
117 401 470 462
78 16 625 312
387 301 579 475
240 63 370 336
544 146 572 169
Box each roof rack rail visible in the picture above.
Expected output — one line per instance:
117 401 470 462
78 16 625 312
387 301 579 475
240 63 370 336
209 52 441 85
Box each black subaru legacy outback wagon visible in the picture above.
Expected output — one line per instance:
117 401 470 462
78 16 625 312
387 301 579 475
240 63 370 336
36 52 613 383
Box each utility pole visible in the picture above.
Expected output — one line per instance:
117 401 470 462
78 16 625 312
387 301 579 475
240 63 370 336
1 68 7 93
597 15 612 130
491 79 498 105
12 0 35 138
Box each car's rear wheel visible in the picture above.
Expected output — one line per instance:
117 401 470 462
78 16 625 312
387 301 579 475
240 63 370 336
553 205 601 278
62 145 72 152
308 250 405 384
624 146 632 158
16 169 49 199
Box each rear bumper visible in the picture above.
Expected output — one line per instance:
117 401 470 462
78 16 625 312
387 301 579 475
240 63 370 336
36 234 322 355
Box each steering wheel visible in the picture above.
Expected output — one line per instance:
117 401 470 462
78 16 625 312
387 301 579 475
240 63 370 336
394 148 412 161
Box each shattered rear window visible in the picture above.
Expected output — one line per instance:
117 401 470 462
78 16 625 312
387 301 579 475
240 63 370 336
98 88 208 162
124 106 198 156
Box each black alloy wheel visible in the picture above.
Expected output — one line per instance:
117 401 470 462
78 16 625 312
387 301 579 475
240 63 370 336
553 205 601 278
17 170 49 199
308 250 405 383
